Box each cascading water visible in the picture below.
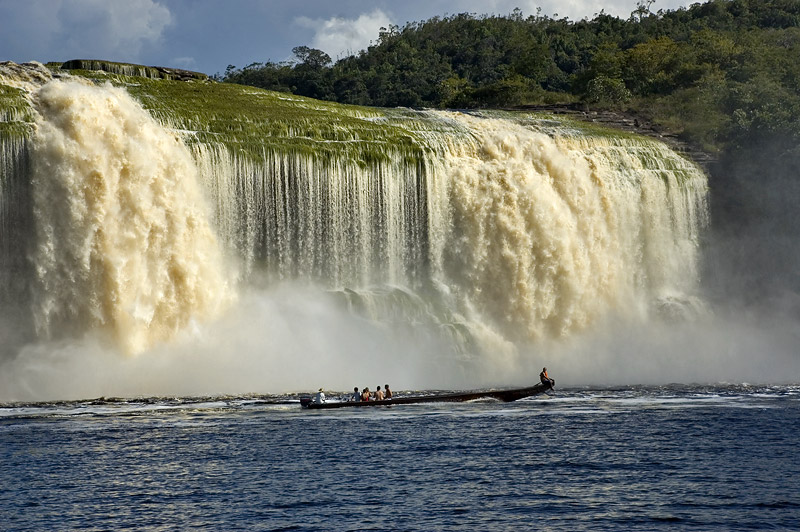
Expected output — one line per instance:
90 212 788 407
434 113 708 341
190 111 708 337
0 62 713 399
25 77 231 355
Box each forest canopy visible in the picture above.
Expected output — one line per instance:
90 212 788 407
223 0 799 157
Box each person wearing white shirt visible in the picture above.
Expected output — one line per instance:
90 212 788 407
314 388 326 404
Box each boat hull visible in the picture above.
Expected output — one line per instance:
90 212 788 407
300 382 554 409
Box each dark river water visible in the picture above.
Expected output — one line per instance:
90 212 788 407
2 385 798 531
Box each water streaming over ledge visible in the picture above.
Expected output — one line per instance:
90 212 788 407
29 81 231 354
0 62 709 396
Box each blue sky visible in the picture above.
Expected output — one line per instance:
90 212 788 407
1 0 694 76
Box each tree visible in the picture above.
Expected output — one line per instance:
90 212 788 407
292 46 332 68
584 75 632 107
630 0 656 22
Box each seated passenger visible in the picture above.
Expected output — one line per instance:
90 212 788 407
314 388 326 404
352 386 361 401
384 384 392 399
540 367 555 387
361 387 371 401
374 385 384 401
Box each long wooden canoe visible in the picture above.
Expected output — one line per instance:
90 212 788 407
300 381 554 409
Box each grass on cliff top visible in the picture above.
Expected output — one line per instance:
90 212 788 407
3 63 692 170
55 66 655 165
64 68 448 165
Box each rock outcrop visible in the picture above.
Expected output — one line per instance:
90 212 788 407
60 59 208 81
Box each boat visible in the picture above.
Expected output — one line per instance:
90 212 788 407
300 381 554 409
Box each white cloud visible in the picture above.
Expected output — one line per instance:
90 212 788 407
295 9 393 60
58 0 173 60
0 0 173 63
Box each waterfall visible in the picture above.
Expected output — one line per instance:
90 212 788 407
0 63 708 368
433 113 708 341
185 109 708 347
190 143 431 288
27 80 231 354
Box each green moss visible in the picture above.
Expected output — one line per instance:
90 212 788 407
0 84 35 138
0 122 32 138
70 72 443 164
1 65 700 180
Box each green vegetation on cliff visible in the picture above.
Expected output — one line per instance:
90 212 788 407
36 67 441 166
5 63 664 170
0 84 34 137
223 0 800 157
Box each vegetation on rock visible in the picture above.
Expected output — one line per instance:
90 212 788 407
223 0 799 156
222 0 800 299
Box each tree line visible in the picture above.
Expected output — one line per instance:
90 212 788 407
223 0 800 304
224 0 799 153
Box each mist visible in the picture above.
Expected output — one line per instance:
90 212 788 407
2 279 798 403
0 284 490 402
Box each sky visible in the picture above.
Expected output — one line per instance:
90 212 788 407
1 0 696 76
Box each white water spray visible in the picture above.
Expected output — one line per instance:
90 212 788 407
434 113 708 341
29 80 231 354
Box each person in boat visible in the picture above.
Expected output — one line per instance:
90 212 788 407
374 385 384 401
384 384 392 399
540 367 555 387
314 388 326 404
352 386 361 401
361 387 371 401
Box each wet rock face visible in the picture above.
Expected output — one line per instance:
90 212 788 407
60 59 208 81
